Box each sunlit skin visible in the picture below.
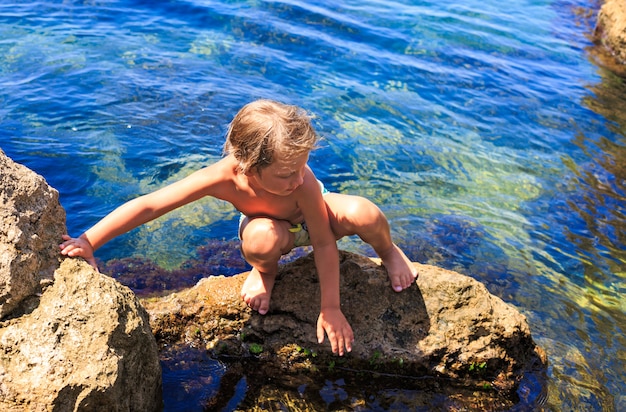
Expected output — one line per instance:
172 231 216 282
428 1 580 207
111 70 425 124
59 153 417 356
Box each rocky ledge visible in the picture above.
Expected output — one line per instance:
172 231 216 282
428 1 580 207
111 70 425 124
143 251 547 409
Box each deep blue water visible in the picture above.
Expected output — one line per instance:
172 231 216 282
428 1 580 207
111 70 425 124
2 0 625 410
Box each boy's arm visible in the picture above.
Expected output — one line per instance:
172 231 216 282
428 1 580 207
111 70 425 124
298 171 354 356
60 165 223 267
313 242 354 356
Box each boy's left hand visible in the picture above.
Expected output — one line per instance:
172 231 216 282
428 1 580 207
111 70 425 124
59 234 98 269
317 308 354 356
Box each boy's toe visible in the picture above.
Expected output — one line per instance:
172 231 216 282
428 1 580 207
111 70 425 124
258 298 270 315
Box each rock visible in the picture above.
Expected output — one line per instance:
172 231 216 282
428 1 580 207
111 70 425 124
0 149 66 318
143 251 547 407
0 258 163 412
0 151 162 411
594 0 626 70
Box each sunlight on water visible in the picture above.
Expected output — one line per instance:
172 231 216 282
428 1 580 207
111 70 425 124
1 0 625 410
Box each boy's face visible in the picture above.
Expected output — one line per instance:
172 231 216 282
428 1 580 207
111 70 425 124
251 152 309 196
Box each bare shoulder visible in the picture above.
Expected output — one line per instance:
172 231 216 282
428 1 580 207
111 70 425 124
189 157 234 180
300 167 322 194
183 156 239 195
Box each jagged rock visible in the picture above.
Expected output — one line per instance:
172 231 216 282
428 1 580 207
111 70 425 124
0 149 66 318
143 251 547 408
0 151 162 411
0 258 163 412
595 0 626 69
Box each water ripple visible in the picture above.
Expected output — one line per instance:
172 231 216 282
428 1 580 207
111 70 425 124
1 0 623 410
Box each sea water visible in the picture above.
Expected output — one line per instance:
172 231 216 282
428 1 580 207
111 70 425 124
1 0 624 410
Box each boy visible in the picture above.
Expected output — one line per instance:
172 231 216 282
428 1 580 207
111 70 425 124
60 99 417 356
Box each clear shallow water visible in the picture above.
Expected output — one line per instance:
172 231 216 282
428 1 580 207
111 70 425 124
1 0 624 410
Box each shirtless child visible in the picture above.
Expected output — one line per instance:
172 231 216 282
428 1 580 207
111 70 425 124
59 99 417 356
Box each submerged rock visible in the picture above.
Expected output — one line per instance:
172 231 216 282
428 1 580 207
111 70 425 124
143 251 547 409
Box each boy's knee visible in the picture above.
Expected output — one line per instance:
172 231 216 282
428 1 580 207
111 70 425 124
329 195 386 237
241 219 285 260
347 197 384 226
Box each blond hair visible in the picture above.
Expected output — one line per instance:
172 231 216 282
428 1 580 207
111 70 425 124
224 99 318 173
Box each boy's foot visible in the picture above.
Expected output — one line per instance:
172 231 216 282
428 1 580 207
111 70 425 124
240 268 276 315
379 244 418 292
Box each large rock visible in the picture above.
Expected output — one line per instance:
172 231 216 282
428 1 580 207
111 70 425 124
0 151 162 411
0 258 163 412
144 251 547 408
0 149 66 318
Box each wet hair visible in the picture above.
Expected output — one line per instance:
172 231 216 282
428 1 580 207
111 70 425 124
224 99 318 174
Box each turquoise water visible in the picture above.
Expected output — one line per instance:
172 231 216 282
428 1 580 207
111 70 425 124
1 0 625 410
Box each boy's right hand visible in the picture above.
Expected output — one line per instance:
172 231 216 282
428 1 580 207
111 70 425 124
317 307 354 356
59 234 98 270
